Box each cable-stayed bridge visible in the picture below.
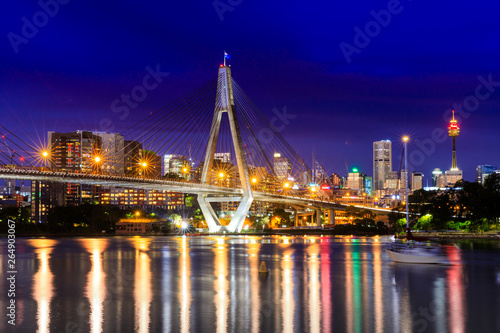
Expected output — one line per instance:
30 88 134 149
0 64 380 232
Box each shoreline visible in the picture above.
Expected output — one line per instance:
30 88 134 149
3 230 499 240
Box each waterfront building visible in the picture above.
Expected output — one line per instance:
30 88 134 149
31 181 65 223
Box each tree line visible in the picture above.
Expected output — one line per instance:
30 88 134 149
389 173 500 232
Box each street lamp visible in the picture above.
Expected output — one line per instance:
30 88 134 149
94 155 102 174
140 161 148 178
403 136 410 233
182 166 189 180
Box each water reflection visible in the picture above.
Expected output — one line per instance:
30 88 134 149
281 248 294 332
306 241 320 333
446 247 466 333
179 236 191 333
214 237 229 333
372 243 384 333
80 239 109 333
320 239 332 333
247 237 261 333
28 239 57 333
132 237 152 333
5 236 498 333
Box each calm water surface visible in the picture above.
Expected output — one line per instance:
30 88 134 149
1 236 500 333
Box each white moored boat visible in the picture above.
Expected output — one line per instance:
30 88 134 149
386 245 450 264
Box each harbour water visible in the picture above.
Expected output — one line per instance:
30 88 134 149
1 236 499 332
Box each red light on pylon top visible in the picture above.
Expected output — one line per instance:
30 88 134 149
448 110 460 137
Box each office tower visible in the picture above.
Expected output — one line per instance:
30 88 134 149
373 140 392 191
330 173 343 189
347 168 366 193
432 168 442 187
476 165 498 184
48 130 103 172
384 171 399 192
124 140 142 175
411 172 423 191
273 152 291 181
164 154 189 176
31 181 64 223
48 130 103 205
214 152 231 163
93 132 124 174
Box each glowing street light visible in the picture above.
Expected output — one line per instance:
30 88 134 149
283 182 290 189
219 172 225 178
251 177 258 184
403 135 410 232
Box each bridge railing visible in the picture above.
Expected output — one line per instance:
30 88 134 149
0 164 343 205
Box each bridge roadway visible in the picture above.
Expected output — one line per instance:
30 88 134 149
0 167 345 209
1 167 398 215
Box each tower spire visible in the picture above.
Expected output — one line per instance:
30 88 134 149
448 109 460 170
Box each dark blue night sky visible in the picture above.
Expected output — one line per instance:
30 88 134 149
1 0 500 181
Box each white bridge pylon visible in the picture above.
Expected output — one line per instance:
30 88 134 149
197 65 253 233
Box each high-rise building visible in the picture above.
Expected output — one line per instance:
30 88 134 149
384 171 399 191
124 140 142 175
214 152 231 163
31 181 64 223
432 168 443 187
373 140 392 192
164 154 189 177
48 130 103 173
445 169 463 187
364 176 372 196
346 169 366 194
330 173 343 189
411 172 423 191
313 160 327 184
273 153 291 181
48 130 103 205
401 169 409 191
477 165 498 184
93 132 124 174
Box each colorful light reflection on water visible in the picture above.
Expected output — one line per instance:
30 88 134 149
0 236 498 332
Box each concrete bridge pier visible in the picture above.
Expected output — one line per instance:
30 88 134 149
316 209 322 228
